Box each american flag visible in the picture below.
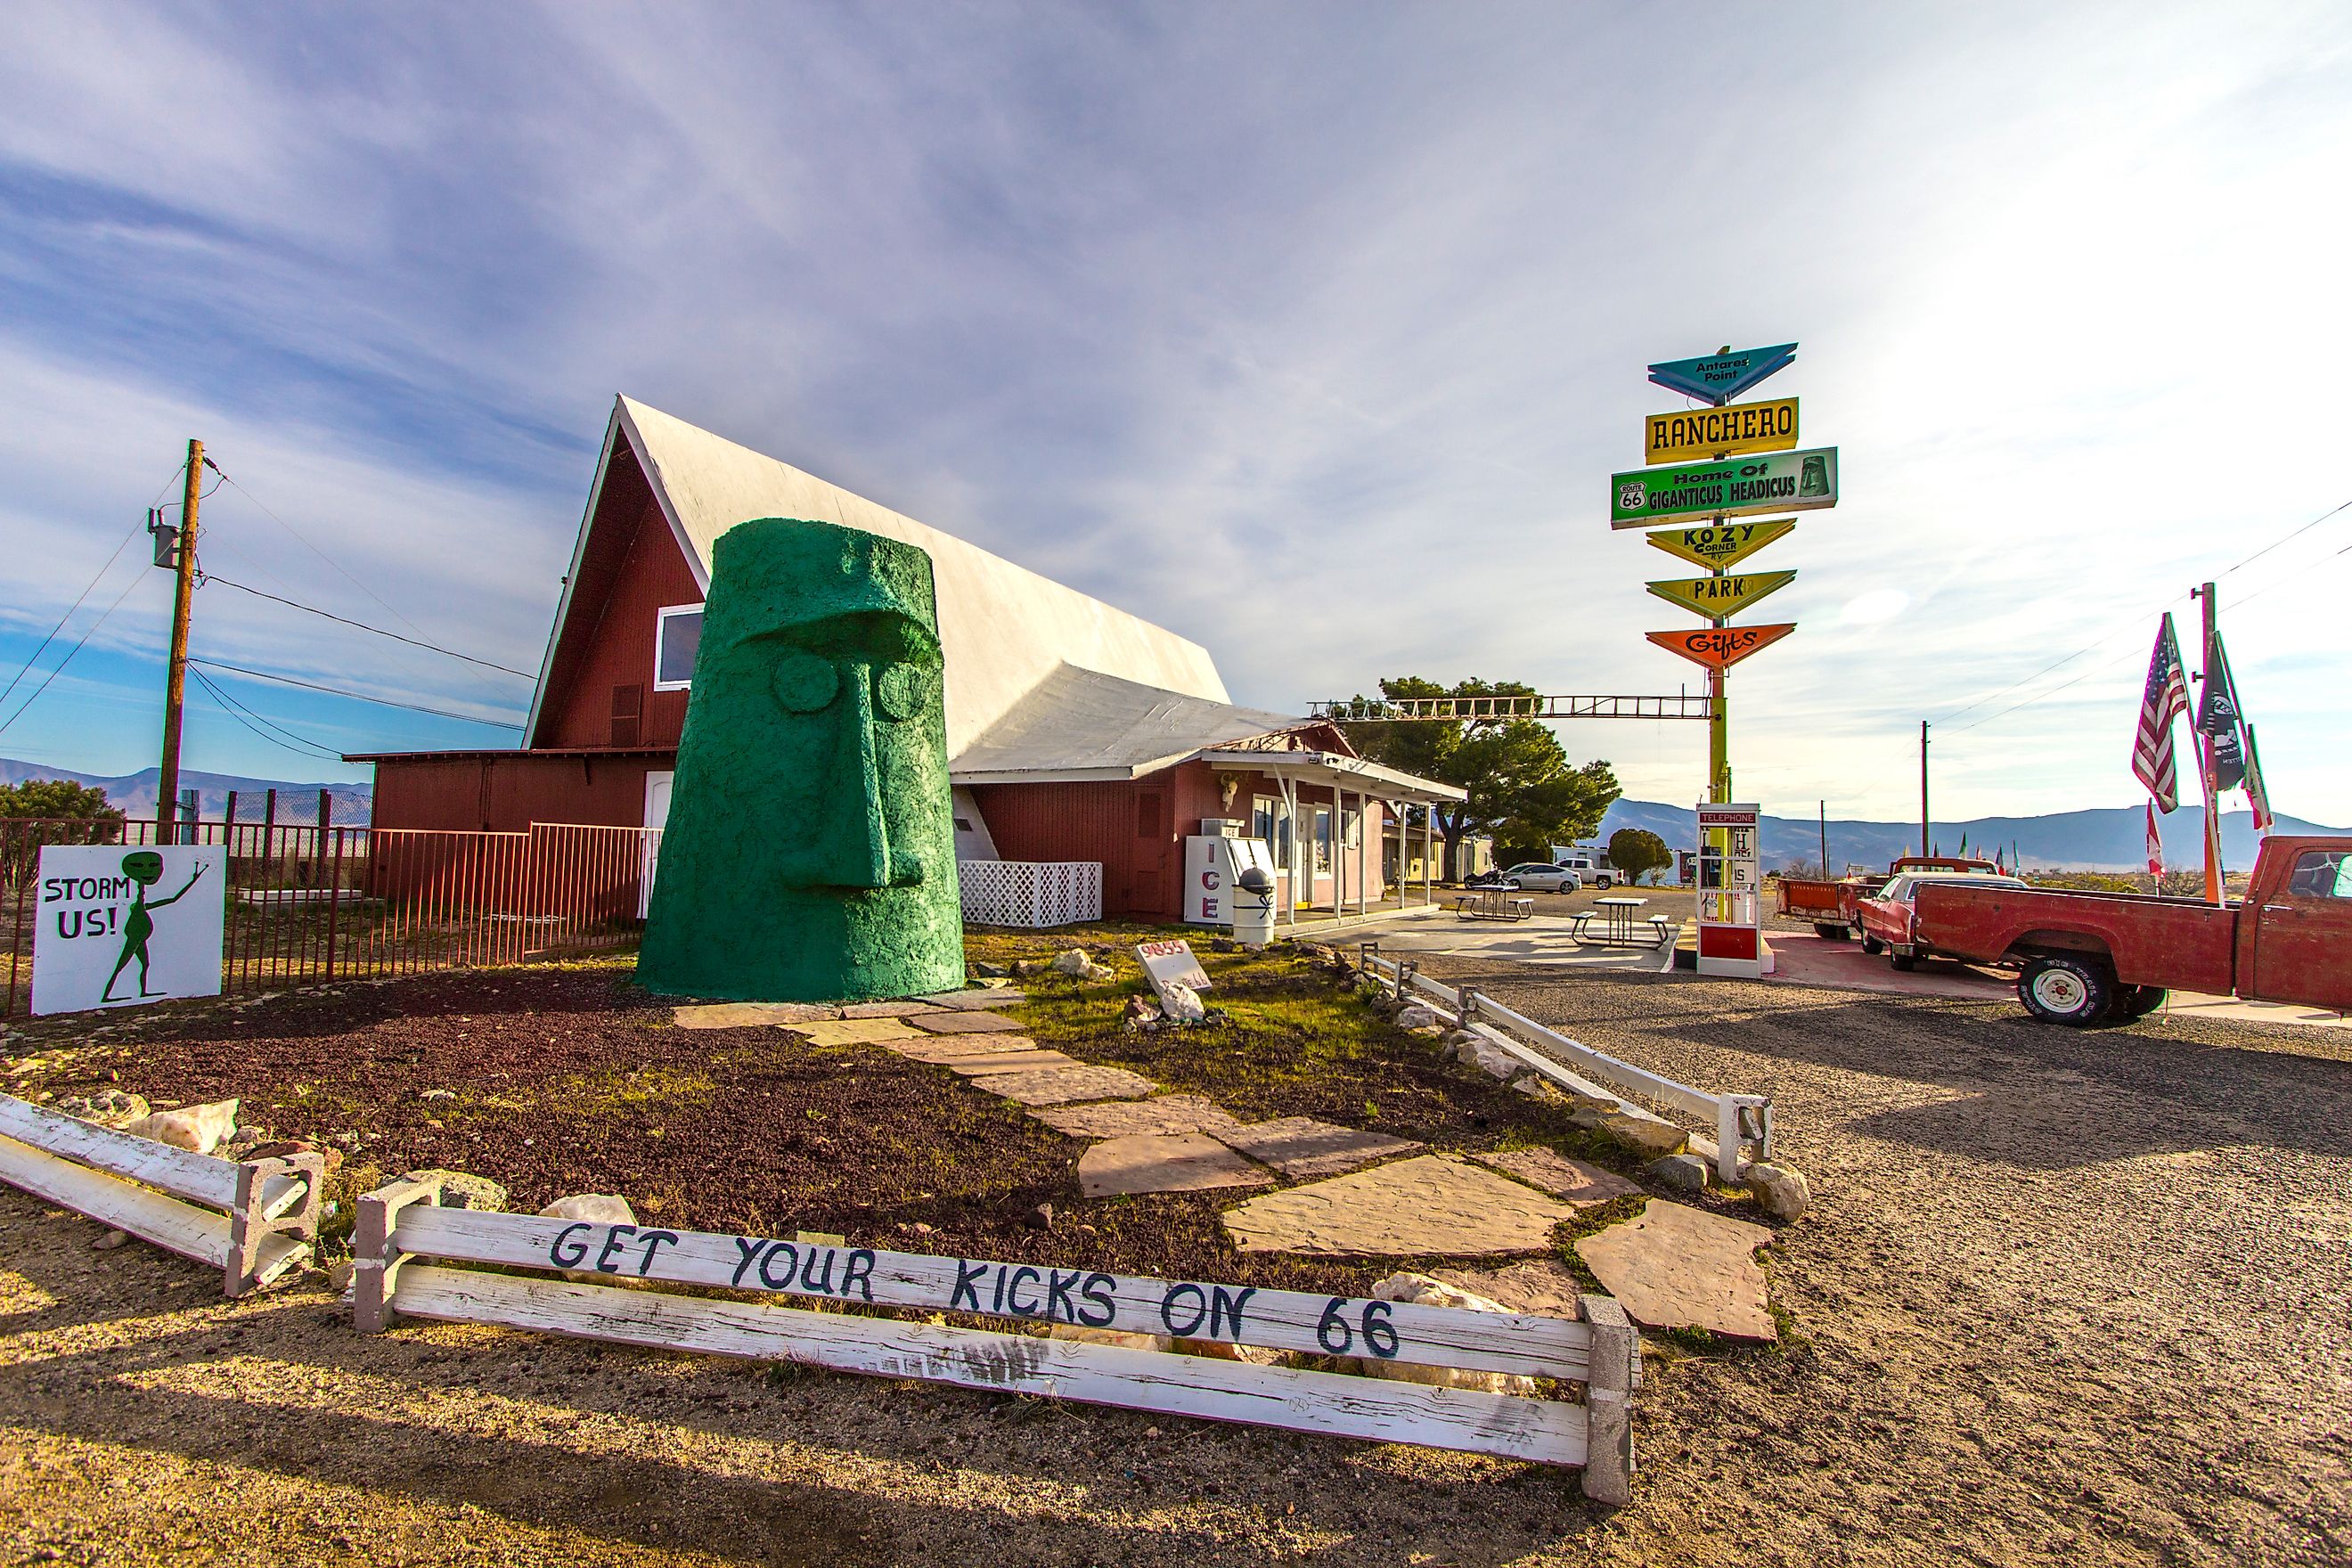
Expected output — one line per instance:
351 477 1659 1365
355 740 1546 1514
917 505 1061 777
2133 614 2188 812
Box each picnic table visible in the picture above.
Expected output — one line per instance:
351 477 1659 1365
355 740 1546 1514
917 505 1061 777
1452 887 1535 921
1572 895 1671 947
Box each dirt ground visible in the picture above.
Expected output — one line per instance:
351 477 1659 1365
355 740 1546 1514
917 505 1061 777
3 938 2348 1564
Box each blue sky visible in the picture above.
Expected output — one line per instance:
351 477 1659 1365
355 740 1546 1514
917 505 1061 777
3 1 2348 823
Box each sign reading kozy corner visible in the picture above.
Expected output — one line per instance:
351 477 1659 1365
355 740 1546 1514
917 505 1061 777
1613 446 1838 528
31 844 225 1016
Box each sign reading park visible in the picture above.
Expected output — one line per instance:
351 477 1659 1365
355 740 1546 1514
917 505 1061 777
1646 570 1797 620
1646 519 1796 569
1646 343 1797 405
1645 624 1797 672
1643 397 1798 465
1612 448 1839 528
31 844 225 1017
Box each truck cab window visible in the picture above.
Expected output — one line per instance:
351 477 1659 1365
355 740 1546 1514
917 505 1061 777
2289 850 2352 899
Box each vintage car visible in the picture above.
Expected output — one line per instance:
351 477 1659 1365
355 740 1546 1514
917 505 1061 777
1856 870 2029 969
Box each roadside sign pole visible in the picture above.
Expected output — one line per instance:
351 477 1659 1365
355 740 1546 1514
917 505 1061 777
2193 581 2225 905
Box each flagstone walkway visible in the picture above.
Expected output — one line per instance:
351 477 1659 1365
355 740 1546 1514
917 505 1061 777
675 988 1780 1338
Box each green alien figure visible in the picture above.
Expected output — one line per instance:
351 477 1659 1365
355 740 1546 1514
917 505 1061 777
637 519 966 1002
102 849 209 1002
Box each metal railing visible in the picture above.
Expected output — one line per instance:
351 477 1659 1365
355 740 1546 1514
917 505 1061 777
3 817 661 1017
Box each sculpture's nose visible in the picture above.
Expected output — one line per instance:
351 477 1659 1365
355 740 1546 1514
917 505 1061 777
806 663 917 890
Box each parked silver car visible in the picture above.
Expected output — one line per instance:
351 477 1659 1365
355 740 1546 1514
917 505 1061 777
1502 862 1582 894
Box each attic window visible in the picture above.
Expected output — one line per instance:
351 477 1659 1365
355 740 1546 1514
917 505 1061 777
654 604 704 690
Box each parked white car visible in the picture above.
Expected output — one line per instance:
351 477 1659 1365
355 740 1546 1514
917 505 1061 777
1502 862 1582 893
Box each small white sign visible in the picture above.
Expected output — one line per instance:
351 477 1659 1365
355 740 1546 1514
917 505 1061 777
31 845 226 1016
1135 938 1212 1006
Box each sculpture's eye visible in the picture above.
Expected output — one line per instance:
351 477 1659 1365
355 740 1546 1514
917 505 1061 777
772 650 838 714
873 662 934 723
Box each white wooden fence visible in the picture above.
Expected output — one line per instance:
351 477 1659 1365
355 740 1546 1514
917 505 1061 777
959 860 1103 927
355 1175 1637 1501
0 1095 325 1295
1359 946 1773 1181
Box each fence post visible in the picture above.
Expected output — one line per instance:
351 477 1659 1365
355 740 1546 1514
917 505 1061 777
323 827 343 983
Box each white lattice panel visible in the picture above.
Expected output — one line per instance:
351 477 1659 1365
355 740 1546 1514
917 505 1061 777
960 860 1102 927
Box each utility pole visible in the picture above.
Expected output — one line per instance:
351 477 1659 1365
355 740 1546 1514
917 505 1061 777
1918 721 1930 857
2192 580 2225 905
1818 798 1828 874
156 438 202 841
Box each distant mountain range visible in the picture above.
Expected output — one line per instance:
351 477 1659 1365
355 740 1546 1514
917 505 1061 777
1594 798 2343 874
0 757 372 825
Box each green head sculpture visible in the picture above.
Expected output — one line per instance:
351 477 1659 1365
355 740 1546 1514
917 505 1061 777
637 518 966 1002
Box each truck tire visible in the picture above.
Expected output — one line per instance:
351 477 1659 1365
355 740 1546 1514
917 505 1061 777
2110 984 2168 1021
1890 951 1917 972
1813 922 1849 940
1861 935 1884 955
2018 955 2112 1026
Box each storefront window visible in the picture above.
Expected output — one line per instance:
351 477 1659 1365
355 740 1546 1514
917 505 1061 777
1311 806 1333 873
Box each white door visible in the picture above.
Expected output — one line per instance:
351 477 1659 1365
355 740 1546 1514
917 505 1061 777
640 771 674 919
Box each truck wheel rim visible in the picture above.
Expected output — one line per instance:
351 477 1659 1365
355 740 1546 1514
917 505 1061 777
2032 970 2087 1013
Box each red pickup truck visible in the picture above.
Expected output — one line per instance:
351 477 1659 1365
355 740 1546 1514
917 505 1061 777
1912 836 2352 1025
1776 856 2009 940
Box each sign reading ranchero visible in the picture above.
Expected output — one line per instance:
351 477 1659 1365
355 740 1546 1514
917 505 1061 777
1611 447 1838 528
1643 397 1798 465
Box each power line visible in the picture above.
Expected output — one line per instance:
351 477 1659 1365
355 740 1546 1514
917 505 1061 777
187 657 524 729
0 456 190 713
197 569 536 678
1932 496 2352 726
187 664 347 763
204 461 429 636
0 566 151 739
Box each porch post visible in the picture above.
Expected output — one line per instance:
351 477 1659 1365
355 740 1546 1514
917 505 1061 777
1423 800 1433 906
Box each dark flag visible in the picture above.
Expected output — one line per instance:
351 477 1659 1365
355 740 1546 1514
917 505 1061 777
2198 631 2246 794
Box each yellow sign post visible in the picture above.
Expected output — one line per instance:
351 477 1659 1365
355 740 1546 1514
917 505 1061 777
1646 569 1797 620
1646 519 1796 571
1642 397 1799 466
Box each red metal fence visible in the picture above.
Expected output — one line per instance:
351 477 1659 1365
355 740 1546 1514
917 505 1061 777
2 817 661 1018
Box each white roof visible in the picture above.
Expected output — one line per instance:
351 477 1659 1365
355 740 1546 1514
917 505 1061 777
530 397 1230 759
949 665 1315 783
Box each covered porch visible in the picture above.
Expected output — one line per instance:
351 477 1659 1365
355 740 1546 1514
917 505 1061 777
1196 749 1466 927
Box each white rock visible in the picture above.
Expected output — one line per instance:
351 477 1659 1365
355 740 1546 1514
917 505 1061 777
1467 1040 1526 1082
1646 1153 1711 1193
1360 1274 1539 1396
1160 982 1207 1022
1395 1004 1441 1030
1051 949 1113 980
1744 1161 1812 1222
127 1098 239 1156
538 1193 636 1225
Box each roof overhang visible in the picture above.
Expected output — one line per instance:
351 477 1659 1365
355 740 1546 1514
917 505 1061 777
1194 748 1467 804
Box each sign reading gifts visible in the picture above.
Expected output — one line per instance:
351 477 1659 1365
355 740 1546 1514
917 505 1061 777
30 845 226 1016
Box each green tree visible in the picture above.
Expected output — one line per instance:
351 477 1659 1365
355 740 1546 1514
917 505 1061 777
0 777 126 890
1346 677 1621 879
1607 827 1671 886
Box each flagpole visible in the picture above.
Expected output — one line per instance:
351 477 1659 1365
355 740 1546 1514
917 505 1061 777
2193 582 2225 906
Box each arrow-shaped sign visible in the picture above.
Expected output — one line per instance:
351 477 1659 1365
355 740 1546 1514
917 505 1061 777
1646 343 1798 406
1646 623 1796 672
1646 519 1796 570
1647 570 1797 621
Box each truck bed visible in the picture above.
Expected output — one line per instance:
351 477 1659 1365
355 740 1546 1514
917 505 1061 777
1913 882 2238 995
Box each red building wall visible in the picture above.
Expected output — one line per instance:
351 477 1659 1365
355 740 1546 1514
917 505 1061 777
533 444 703 752
370 753 666 833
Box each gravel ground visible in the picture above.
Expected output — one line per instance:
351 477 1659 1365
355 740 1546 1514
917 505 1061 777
4 951 2348 1564
1407 952 2352 1566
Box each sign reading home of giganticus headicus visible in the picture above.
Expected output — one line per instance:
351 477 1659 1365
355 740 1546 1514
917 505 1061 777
1644 397 1798 465
1612 447 1838 528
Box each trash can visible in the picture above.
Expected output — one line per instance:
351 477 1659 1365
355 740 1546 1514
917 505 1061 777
1233 866 1277 948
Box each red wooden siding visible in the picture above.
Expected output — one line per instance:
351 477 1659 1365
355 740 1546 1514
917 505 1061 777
533 440 703 752
370 754 666 833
